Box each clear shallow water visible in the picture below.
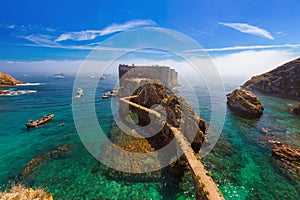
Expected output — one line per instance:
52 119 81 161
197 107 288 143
0 75 299 199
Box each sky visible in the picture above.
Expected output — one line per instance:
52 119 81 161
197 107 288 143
0 0 300 77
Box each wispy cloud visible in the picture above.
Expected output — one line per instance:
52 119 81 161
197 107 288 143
186 44 300 53
219 22 274 40
20 34 58 46
55 19 156 42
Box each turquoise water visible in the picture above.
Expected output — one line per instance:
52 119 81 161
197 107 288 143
0 74 299 199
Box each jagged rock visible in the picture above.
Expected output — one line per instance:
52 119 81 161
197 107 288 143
243 57 300 99
0 184 53 200
0 71 24 86
227 89 264 119
269 141 300 181
292 103 300 115
22 145 71 177
131 82 206 153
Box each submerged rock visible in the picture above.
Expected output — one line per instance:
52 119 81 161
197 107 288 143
292 103 300 115
227 89 264 119
22 145 71 177
243 57 300 99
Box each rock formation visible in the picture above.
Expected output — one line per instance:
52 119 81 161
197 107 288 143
102 80 206 174
0 184 53 200
292 103 300 115
227 89 264 119
131 82 206 153
243 57 300 99
269 140 300 183
0 71 24 86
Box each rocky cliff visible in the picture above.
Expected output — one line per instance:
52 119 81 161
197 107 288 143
243 58 300 99
0 72 24 86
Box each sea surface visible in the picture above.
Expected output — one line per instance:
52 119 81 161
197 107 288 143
0 74 299 200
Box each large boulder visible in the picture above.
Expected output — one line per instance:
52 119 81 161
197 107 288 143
227 89 264 119
0 71 24 86
292 103 300 115
243 57 300 99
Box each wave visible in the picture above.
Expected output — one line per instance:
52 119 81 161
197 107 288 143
16 83 44 86
0 90 37 96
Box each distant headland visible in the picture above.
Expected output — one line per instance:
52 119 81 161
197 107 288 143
0 72 26 96
0 71 24 86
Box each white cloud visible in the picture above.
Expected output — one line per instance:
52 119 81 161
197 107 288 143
55 19 156 42
219 22 274 40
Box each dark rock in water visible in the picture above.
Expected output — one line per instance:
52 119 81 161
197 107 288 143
22 145 71 177
242 57 300 99
269 141 300 182
0 71 24 86
292 103 300 115
227 89 264 119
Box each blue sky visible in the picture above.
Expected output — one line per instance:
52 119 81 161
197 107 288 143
1 0 300 76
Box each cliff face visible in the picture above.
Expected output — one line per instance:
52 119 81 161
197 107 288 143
243 58 300 99
0 72 24 86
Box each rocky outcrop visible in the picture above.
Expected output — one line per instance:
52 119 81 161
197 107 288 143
22 145 71 177
0 72 24 86
227 89 264 119
103 80 206 174
0 184 53 200
292 103 300 115
243 57 300 99
270 141 300 182
131 82 206 153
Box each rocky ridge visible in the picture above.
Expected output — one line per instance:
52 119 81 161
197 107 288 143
270 141 300 184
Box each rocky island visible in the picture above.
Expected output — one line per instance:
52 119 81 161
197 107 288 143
243 57 300 99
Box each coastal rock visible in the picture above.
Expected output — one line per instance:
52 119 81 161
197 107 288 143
227 89 264 119
0 71 24 86
22 145 71 177
0 184 53 200
270 141 300 181
292 103 300 115
243 57 300 99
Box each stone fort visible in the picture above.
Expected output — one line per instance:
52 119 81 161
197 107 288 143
118 64 178 89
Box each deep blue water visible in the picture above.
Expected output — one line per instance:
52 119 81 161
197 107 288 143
0 74 299 199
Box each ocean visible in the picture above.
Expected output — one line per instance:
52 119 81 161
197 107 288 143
0 74 299 200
